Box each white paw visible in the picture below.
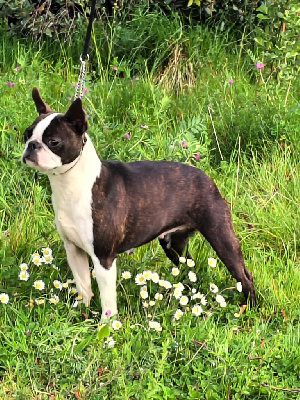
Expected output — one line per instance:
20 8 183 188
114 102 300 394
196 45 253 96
78 288 94 306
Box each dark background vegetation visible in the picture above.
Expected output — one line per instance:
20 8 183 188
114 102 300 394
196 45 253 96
0 0 299 156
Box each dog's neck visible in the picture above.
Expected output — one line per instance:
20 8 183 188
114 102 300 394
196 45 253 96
47 134 101 197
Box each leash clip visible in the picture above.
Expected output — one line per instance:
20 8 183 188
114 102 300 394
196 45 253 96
80 54 89 63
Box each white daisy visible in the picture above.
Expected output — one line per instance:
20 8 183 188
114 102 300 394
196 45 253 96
68 287 77 294
140 290 148 300
173 287 183 299
111 320 122 330
105 336 116 348
33 280 45 290
163 280 172 290
171 267 180 277
32 253 43 266
192 304 203 316
149 320 162 331
48 295 59 305
35 298 45 305
186 259 195 268
159 279 172 289
179 295 189 306
19 263 28 271
19 270 30 281
173 309 183 320
215 294 226 304
42 254 53 264
135 273 146 286
121 270 132 279
151 272 160 283
173 282 185 291
188 271 197 282
42 247 52 257
142 301 149 308
179 256 186 264
154 293 163 301
209 283 219 293
208 257 217 268
53 280 62 290
200 296 208 306
143 270 152 280
0 293 9 304
149 300 156 307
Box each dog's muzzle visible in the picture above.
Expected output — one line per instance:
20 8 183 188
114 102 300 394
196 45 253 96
22 140 41 164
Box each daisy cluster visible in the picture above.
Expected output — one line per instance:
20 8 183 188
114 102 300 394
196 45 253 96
0 247 244 351
0 247 82 307
120 256 243 331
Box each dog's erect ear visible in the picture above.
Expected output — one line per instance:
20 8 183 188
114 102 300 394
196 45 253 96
64 98 88 135
32 87 53 115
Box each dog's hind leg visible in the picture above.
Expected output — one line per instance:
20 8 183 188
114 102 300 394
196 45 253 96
194 199 256 305
159 229 194 266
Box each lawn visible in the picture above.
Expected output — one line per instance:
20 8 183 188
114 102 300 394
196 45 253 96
0 12 299 400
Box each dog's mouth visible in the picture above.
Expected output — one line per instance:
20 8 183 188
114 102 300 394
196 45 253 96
22 152 38 166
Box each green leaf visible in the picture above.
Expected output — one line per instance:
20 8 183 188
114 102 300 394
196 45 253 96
73 334 94 354
254 37 265 46
97 324 110 341
257 13 269 20
256 5 268 14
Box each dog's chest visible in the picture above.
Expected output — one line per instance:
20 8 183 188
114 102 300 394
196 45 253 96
48 145 101 255
52 191 94 252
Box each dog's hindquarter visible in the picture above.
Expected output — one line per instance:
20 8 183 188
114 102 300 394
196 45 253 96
91 159 218 266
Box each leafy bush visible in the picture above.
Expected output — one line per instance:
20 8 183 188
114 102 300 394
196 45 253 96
0 0 265 40
0 0 90 39
254 0 299 82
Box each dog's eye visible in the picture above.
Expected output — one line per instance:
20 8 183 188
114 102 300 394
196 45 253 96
48 139 60 147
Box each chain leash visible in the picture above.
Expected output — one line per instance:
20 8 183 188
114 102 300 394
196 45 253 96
74 55 89 100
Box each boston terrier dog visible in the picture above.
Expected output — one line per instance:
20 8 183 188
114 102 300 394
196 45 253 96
22 88 256 317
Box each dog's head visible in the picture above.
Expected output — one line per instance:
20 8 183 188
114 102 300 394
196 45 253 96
22 88 87 173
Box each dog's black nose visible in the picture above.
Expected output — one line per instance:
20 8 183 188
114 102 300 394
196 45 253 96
27 140 42 151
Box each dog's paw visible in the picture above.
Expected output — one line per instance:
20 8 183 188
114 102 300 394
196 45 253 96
80 289 94 306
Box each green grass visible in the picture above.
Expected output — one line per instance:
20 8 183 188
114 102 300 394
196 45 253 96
0 15 299 400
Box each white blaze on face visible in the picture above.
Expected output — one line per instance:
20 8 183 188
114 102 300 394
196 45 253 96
23 113 62 172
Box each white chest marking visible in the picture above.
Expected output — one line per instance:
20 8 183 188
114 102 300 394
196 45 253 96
48 137 101 256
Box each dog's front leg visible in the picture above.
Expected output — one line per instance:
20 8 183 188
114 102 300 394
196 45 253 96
63 239 94 306
91 257 118 319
